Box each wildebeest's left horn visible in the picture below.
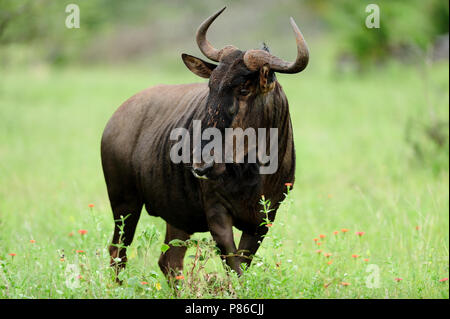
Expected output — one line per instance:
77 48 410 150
196 7 237 62
243 17 309 74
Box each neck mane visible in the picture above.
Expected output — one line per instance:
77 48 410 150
220 81 294 198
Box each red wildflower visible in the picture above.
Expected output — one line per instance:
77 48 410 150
351 254 360 258
175 275 184 280
8 253 16 257
68 232 74 237
265 223 273 228
313 238 319 242
316 249 322 254
88 203 94 208
141 281 148 285
356 231 365 237
341 228 349 233
323 252 332 258
363 258 369 262
341 282 351 286
284 182 293 188
333 231 339 235
327 260 333 265
319 234 326 239
78 229 88 235
30 239 36 244
439 278 448 282
415 225 420 231
317 242 322 246
76 250 85 254
394 278 403 282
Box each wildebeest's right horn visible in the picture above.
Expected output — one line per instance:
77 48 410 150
243 17 309 74
196 7 237 62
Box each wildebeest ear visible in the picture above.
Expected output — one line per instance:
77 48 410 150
181 53 217 78
259 65 276 93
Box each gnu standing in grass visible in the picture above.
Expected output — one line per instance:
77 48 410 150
101 7 308 281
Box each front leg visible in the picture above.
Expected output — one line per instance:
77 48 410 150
237 228 268 269
206 204 243 275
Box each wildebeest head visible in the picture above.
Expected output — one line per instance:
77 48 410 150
183 7 309 180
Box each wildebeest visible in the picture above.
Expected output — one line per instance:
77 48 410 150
101 7 309 279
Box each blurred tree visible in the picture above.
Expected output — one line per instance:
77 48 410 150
307 0 449 69
0 0 154 64
1 0 448 67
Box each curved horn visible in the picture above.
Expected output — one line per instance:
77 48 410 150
196 7 227 62
243 17 309 74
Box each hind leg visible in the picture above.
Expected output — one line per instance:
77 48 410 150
103 164 143 279
101 120 144 281
108 195 143 278
158 223 191 279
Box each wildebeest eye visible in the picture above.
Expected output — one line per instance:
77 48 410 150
239 88 250 96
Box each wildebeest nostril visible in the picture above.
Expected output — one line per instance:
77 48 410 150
193 162 214 176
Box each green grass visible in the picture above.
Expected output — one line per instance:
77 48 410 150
0 54 448 298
